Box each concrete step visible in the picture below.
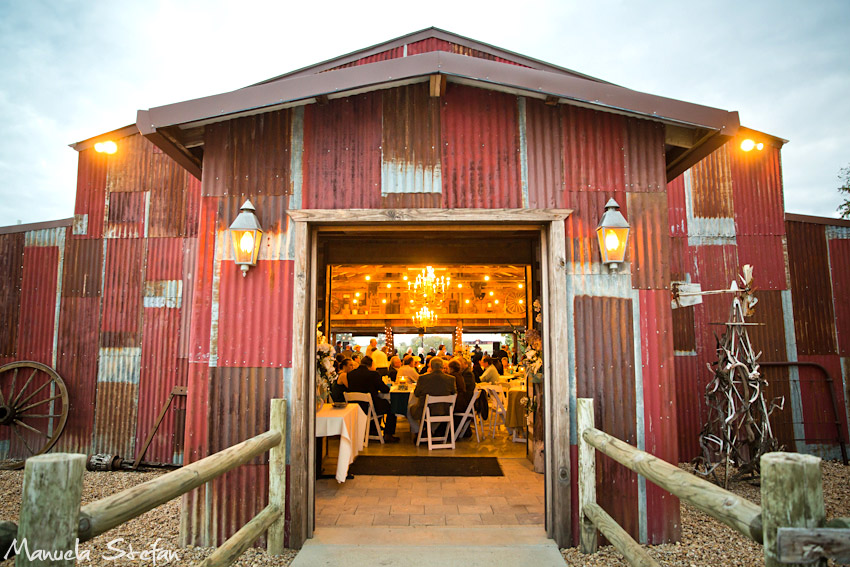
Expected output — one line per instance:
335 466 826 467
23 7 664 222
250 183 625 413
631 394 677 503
291 526 566 566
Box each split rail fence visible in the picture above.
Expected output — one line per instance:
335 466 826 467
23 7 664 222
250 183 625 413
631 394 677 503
577 398 850 566
2 398 288 567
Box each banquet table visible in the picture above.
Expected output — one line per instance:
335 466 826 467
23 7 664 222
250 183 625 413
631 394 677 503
316 403 367 482
386 385 415 416
505 387 528 429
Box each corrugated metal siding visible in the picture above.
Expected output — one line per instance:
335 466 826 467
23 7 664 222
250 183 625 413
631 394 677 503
562 105 625 192
406 38 530 67
302 93 382 209
61 238 102 297
148 152 197 237
216 260 294 368
689 144 733 219
381 83 441 196
106 134 151 193
574 295 639 540
440 85 521 208
146 238 184 280
638 289 680 543
525 98 564 208
179 238 198 359
201 111 293 198
786 221 837 355
735 235 787 290
0 233 25 356
18 246 58 364
101 239 144 346
674 355 701 460
106 191 146 239
326 46 404 71
695 244 739 293
91 348 141 457
627 192 670 290
209 464 270 546
54 296 99 454
669 236 696 282
828 237 850 356
667 175 687 238
380 193 442 208
731 144 785 235
672 306 696 352
624 118 666 193
74 149 108 239
188 198 218 365
564 190 628 275
797 354 848 446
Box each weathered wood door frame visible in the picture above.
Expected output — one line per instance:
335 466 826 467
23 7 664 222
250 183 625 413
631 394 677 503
287 208 572 548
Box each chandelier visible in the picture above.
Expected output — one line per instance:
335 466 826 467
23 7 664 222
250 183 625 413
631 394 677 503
412 305 438 330
408 266 449 307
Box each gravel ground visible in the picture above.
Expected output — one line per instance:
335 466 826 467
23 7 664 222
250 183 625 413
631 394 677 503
561 460 850 566
0 461 847 566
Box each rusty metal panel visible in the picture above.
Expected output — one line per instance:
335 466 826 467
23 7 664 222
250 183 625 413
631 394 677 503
381 83 442 196
525 97 564 208
188 198 219 364
786 221 837 355
148 151 196 237
564 190 628 275
61 238 102 298
54 296 99 454
18 246 58 364
735 234 787 290
798 354 848 448
380 193 442 208
73 148 107 239
627 192 670 290
672 305 696 352
216 260 294 368
674 355 702 460
146 238 184 281
106 191 146 238
828 237 850 356
91 347 141 457
623 117 666 193
208 464 270 546
745 290 795 450
138 307 187 464
667 175 687 237
179 238 198 359
0 232 24 356
185 176 202 238
327 46 404 71
440 84 522 208
183 362 211 464
302 93 382 209
101 239 144 346
105 133 151 192
669 236 696 283
574 295 639 540
201 110 292 198
730 144 785 236
562 104 625 192
407 38 529 67
695 243 739 293
638 289 680 543
689 143 733 219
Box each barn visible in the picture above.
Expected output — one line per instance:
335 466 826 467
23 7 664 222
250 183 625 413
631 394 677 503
0 27 847 550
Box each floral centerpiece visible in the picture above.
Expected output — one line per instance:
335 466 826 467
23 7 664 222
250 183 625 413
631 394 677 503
316 326 337 407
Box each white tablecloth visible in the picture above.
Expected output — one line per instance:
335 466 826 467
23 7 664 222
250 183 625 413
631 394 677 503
316 403 367 482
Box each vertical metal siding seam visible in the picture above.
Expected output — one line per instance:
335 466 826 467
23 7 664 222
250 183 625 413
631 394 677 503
52 229 66 368
781 289 806 447
631 288 647 543
289 106 304 211
518 97 530 208
143 191 151 238
209 233 222 368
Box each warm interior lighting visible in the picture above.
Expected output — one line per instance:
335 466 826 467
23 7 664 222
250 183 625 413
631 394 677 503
740 139 756 152
381 299 387 304
518 284 523 289
489 291 494 296
465 299 470 304
457 283 463 288
403 275 408 281
228 200 263 277
355 292 360 297
484 275 490 281
353 299 358 304
386 283 392 288
596 198 630 273
94 141 118 154
519 299 524 304
365 275 371 281
239 231 255 255
605 231 620 252
756 142 764 150
494 300 499 304
408 265 449 307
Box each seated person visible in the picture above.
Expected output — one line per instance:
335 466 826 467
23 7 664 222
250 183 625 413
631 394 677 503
330 358 356 402
409 358 457 439
387 355 402 382
397 355 419 384
479 355 501 383
345 356 399 443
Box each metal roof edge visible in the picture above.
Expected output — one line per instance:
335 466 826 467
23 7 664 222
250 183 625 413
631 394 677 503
0 217 73 235
785 213 850 227
69 124 140 152
738 125 789 147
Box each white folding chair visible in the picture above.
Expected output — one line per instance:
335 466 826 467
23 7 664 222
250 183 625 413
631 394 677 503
343 392 384 446
416 394 457 450
453 389 483 443
485 387 508 438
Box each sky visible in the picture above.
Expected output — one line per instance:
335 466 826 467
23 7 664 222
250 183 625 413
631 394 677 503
1 0 848 226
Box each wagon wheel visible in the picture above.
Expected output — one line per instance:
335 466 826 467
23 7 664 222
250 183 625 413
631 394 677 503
0 361 69 468
504 291 525 315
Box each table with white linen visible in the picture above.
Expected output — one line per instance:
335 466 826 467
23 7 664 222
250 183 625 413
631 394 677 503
316 403 367 482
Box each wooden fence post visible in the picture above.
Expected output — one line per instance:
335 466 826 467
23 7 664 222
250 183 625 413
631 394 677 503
17 453 86 567
577 398 597 554
761 452 825 567
267 398 288 555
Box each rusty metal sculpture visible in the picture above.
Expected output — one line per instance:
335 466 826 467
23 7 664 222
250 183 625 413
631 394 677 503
689 266 785 486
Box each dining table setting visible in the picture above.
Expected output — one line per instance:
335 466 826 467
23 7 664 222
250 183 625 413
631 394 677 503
315 402 368 482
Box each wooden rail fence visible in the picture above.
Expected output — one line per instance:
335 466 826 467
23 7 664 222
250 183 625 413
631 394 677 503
2 398 288 567
577 398 849 566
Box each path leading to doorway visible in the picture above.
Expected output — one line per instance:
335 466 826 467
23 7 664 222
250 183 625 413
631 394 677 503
290 526 566 566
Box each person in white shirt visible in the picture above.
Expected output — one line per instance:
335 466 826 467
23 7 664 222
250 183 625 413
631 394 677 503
371 343 389 376
397 355 420 384
479 355 501 384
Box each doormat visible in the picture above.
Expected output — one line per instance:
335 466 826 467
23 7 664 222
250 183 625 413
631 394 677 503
347 456 503 477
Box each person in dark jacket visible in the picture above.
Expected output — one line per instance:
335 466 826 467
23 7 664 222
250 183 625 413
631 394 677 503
346 356 399 442
411 358 457 439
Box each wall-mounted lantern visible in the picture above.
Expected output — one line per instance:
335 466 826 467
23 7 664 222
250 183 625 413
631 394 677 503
228 200 263 277
596 198 630 273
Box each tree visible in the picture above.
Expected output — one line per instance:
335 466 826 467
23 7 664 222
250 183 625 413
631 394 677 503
839 164 850 219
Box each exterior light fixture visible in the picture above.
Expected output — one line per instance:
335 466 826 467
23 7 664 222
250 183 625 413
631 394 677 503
596 198 630 273
94 141 118 154
740 139 764 152
228 199 263 277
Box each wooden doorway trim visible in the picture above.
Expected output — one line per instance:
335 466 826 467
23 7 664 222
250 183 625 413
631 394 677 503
288 208 572 548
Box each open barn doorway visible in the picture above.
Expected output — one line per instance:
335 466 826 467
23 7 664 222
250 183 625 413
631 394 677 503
286 209 571 548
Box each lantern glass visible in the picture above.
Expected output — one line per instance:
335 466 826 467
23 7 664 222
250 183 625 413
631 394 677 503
231 229 262 265
596 226 629 264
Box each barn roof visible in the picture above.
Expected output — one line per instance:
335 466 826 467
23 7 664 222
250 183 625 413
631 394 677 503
124 28 748 181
